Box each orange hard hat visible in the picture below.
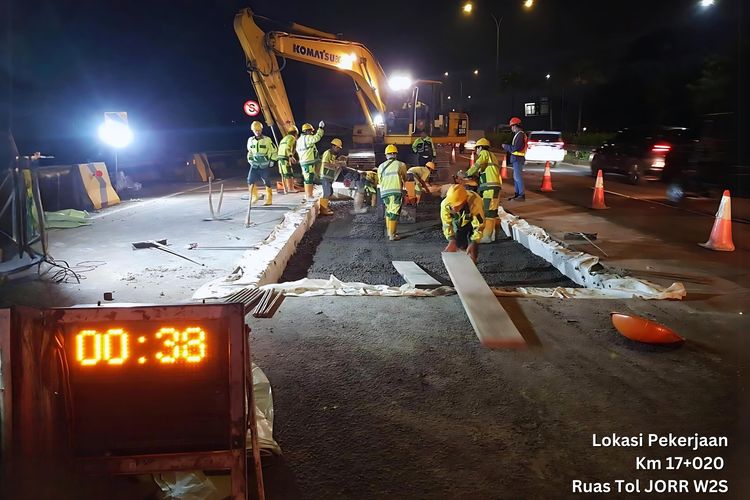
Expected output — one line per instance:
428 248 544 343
509 117 522 126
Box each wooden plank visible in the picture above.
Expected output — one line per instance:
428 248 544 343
441 252 526 349
392 261 441 289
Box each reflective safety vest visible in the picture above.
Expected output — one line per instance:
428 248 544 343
247 135 278 168
321 149 340 181
412 137 436 156
296 128 325 166
377 158 407 197
511 131 528 157
277 134 297 160
466 149 501 192
407 166 431 192
440 191 485 243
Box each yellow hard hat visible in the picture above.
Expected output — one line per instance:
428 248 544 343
301 123 314 132
476 138 490 147
331 138 343 148
288 126 299 135
425 161 436 170
445 184 468 208
251 121 263 133
385 144 398 155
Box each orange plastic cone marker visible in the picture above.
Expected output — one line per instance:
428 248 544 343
470 151 475 167
699 190 735 251
540 161 554 192
451 147 456 164
591 170 608 209
611 313 684 344
500 158 508 179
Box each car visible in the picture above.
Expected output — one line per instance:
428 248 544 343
665 113 749 202
462 130 485 152
589 126 693 184
525 130 566 166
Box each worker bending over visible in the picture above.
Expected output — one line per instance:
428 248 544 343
246 121 278 206
412 130 437 166
296 121 325 201
406 161 435 204
465 138 501 242
319 138 344 215
377 144 407 241
441 184 485 263
277 126 301 194
363 170 378 207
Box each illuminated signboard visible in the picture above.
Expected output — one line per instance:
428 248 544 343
56 304 244 458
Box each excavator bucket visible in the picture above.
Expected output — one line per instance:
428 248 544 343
610 313 684 344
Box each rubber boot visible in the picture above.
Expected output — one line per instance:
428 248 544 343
304 184 314 202
264 187 273 206
319 198 334 215
480 218 496 244
388 219 400 241
251 185 260 203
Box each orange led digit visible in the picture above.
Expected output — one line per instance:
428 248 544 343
103 329 129 365
182 327 207 363
76 330 102 366
156 327 180 363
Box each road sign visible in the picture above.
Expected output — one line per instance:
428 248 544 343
243 100 260 117
104 111 128 125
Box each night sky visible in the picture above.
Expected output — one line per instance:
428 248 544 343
1 0 744 164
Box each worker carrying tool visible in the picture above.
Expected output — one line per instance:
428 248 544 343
319 138 344 216
277 126 301 194
441 184 485 263
296 121 325 201
502 117 528 201
406 161 435 204
412 130 437 166
377 144 408 241
247 121 278 206
466 138 501 242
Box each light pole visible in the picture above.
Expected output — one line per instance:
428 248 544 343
463 2 503 75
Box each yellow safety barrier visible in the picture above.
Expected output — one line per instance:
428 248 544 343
76 162 120 210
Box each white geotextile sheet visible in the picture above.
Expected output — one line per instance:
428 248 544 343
497 208 686 300
193 202 318 300
262 275 455 297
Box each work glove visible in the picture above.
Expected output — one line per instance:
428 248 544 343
466 242 478 263
444 239 458 252
319 121 325 128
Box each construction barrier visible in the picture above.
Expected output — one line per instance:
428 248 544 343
37 162 120 212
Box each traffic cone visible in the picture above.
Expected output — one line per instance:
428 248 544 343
500 158 508 179
699 190 735 251
540 161 554 192
470 151 475 167
451 147 456 164
591 170 608 209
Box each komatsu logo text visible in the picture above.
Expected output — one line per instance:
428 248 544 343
292 44 341 64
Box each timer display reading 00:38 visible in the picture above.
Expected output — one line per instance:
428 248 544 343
75 327 208 366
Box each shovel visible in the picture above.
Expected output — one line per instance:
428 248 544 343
132 239 204 266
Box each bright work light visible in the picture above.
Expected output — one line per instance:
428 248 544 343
98 121 133 148
388 75 413 91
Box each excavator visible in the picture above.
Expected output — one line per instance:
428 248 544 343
234 7 469 168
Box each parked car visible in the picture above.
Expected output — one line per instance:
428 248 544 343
525 130 566 166
462 129 485 152
589 126 694 184
665 112 749 202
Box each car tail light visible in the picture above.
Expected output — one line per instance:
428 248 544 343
651 143 671 153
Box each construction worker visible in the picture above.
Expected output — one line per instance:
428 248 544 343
277 126 301 194
502 117 528 201
377 144 408 241
411 130 437 166
362 170 378 207
406 161 435 204
466 138 501 242
296 120 325 201
441 184 485 263
246 121 278 206
319 138 344 215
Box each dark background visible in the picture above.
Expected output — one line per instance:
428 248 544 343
0 0 745 165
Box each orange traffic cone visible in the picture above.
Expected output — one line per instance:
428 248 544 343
699 190 735 251
540 161 554 192
591 170 608 209
470 151 475 167
500 158 508 179
451 147 456 164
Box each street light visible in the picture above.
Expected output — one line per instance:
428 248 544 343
700 0 715 7
473 69 479 75
462 5 503 76
468 95 472 99
524 0 534 8
463 2 473 14
444 71 449 77
447 96 452 100
546 73 551 80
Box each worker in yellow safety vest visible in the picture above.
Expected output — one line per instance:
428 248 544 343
295 121 325 201
277 126 301 194
502 117 528 201
411 130 437 166
406 161 435 204
441 184 485 263
319 138 344 215
377 144 408 241
246 121 278 206
363 170 378 207
465 138 501 242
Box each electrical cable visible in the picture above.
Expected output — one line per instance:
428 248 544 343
37 257 107 284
